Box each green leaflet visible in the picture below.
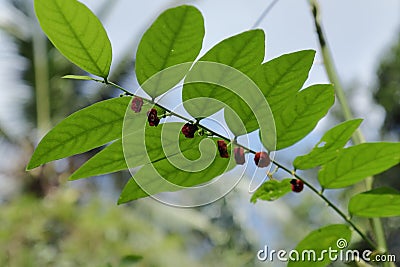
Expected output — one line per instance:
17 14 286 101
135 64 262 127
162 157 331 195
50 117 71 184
69 139 127 180
27 97 131 170
34 0 112 78
319 142 400 189
288 224 351 267
118 123 236 204
253 50 316 113
294 119 363 169
62 75 99 81
182 30 265 123
135 5 205 98
250 179 292 203
349 187 400 217
274 84 335 150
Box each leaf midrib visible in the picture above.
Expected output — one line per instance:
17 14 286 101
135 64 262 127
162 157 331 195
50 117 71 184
53 0 103 76
159 6 190 71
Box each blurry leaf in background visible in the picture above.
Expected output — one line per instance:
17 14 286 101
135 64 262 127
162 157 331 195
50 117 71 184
374 34 400 136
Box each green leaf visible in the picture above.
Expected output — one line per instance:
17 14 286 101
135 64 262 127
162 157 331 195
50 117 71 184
198 30 264 76
69 139 127 180
119 255 143 266
319 142 400 189
288 224 351 267
349 187 400 217
27 97 131 170
294 119 363 169
253 50 316 113
135 5 205 98
275 84 335 150
250 179 292 203
118 123 236 204
182 30 265 121
62 75 99 81
34 0 112 78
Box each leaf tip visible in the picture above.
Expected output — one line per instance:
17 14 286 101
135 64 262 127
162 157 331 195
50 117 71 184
117 198 125 205
68 174 78 181
26 157 40 171
25 164 34 171
250 196 258 204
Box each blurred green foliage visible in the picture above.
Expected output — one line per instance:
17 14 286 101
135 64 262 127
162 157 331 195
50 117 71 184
0 188 255 267
374 33 400 136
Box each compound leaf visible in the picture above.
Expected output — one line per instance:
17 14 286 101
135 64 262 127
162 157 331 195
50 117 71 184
34 0 112 78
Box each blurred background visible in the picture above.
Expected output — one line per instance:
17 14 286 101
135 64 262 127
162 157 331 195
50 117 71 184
0 0 399 266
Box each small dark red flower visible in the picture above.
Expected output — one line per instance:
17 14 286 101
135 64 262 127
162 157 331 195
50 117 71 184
131 97 143 113
217 140 229 158
254 152 270 168
290 179 304 193
147 108 160 126
181 123 199 138
234 147 245 165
